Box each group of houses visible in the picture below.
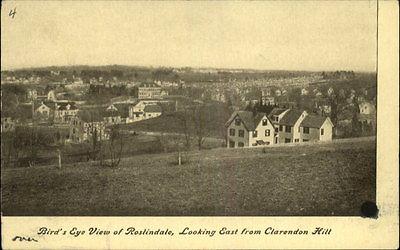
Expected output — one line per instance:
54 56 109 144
225 107 334 148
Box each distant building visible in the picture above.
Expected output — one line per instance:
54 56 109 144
1 117 16 133
105 103 131 124
54 102 79 124
69 109 108 143
34 101 55 120
137 82 162 99
358 101 376 132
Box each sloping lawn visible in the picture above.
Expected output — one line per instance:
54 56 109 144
1 137 376 216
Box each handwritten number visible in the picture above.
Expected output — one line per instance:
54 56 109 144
9 8 17 19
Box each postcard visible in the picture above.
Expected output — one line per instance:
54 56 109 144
1 1 398 249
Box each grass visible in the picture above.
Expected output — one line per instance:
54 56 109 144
1 137 376 216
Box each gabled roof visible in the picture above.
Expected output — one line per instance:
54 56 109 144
300 115 331 128
278 109 304 126
225 111 270 131
113 103 131 118
144 105 162 113
268 108 288 117
35 101 55 110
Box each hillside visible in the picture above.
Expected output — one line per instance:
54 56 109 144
2 137 375 216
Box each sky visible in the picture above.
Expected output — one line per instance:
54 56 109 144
1 1 377 71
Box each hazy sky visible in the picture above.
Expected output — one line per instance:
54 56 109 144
1 1 377 71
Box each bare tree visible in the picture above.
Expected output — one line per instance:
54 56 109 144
193 104 209 150
101 126 123 168
176 106 192 149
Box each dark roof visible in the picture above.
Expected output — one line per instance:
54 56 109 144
56 102 78 110
278 109 304 126
268 108 288 117
113 103 130 118
300 115 329 128
77 108 104 122
226 111 270 131
144 105 162 113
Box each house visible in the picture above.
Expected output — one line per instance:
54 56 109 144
299 114 334 142
69 109 108 143
225 111 275 148
27 89 38 100
54 102 79 124
104 103 131 124
34 101 55 120
226 108 334 148
47 90 57 101
128 100 166 122
268 108 290 144
137 82 162 99
276 109 308 143
358 101 376 132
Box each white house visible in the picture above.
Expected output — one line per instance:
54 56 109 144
226 108 334 148
225 111 275 148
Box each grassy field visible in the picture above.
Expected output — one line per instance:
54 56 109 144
1 137 376 216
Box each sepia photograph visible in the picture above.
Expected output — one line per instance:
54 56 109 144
1 1 378 218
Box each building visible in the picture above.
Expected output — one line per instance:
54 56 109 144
226 108 334 148
275 109 308 143
54 102 79 124
137 82 162 99
225 111 275 148
34 101 55 120
105 103 131 124
358 101 376 132
69 109 108 143
299 114 334 142
128 100 165 122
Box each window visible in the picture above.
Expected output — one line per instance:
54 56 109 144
274 127 278 133
229 128 235 136
279 125 283 131
285 126 292 133
229 140 235 148
303 127 310 134
285 138 291 143
275 116 279 122
275 137 278 144
303 139 309 142
238 130 245 137
235 118 241 126
265 129 270 136
238 142 245 147
321 128 324 135
262 119 268 126
295 139 299 142
253 131 258 137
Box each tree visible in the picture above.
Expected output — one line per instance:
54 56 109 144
176 106 193 149
101 126 123 168
193 104 209 150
